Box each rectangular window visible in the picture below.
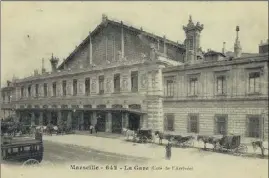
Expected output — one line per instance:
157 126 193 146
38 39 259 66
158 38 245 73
20 87 24 98
215 115 228 135
52 82 57 97
247 116 261 138
7 92 11 103
166 80 174 97
43 83 48 97
28 85 31 97
99 76 104 94
131 71 138 92
35 84 39 97
188 114 199 133
62 80 67 96
73 79 77 96
249 72 260 93
85 78 90 95
114 74 120 93
216 75 226 95
164 114 175 131
189 77 198 96
189 38 193 50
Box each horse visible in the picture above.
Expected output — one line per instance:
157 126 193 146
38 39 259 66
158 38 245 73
197 135 221 150
154 131 173 145
252 140 268 157
122 128 136 140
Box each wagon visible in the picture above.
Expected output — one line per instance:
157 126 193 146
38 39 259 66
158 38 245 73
136 129 153 143
216 135 248 155
1 131 44 167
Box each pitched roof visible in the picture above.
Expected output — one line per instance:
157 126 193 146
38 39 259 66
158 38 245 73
58 17 185 69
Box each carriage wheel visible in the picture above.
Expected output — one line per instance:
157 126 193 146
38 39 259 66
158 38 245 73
22 159 40 167
239 144 248 154
142 136 148 143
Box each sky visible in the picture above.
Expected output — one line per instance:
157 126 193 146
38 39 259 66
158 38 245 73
1 1 268 87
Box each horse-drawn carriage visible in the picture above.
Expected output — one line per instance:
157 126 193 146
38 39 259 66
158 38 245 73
216 135 248 155
136 129 154 143
197 134 248 155
1 132 44 166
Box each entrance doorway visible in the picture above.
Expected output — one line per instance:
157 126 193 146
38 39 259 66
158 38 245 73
96 112 106 132
51 112 58 125
112 112 122 133
43 113 49 126
84 111 91 130
129 113 140 131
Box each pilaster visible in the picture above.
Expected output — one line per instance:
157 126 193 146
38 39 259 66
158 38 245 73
57 111 62 125
106 112 112 132
39 112 43 125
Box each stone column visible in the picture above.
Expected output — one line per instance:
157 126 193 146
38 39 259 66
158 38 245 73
92 112 97 125
80 111 84 130
47 112 52 124
67 111 72 128
106 112 112 132
57 111 62 125
31 112 35 126
123 112 129 128
15 111 21 122
39 112 43 125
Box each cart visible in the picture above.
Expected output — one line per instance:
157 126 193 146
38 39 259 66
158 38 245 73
1 132 44 167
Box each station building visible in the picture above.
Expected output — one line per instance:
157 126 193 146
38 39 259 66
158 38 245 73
1 15 268 140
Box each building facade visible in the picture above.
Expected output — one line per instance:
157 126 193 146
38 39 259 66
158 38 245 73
1 15 268 140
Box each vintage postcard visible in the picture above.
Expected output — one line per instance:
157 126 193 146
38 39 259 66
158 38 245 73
0 1 268 178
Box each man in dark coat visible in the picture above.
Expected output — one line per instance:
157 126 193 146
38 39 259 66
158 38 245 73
165 141 172 160
94 124 98 134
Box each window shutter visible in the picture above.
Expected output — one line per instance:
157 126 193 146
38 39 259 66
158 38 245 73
187 116 190 133
164 116 167 131
172 116 175 131
213 116 217 135
258 75 261 93
260 115 264 140
245 116 249 137
225 116 228 135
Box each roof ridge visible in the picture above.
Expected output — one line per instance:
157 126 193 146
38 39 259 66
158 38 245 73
107 18 184 47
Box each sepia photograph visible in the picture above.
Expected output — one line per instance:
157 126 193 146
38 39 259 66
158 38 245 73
0 1 268 178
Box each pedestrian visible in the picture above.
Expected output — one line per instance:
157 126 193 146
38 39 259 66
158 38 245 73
165 140 172 160
94 124 98 134
89 124 93 134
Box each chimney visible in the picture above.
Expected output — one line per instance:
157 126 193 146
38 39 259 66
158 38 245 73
222 42 226 54
34 70 38 76
41 58 46 74
50 53 59 73
102 14 108 23
234 26 242 58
